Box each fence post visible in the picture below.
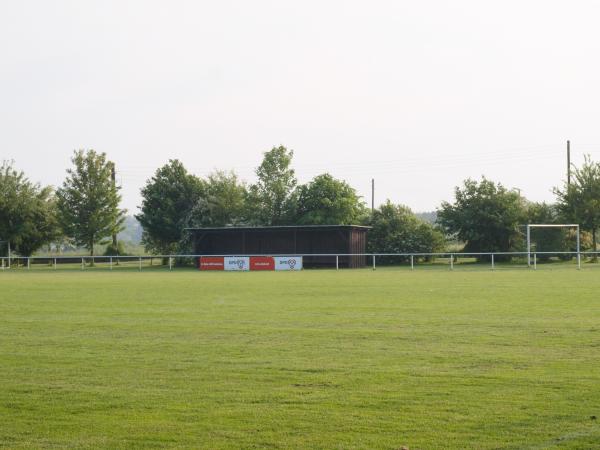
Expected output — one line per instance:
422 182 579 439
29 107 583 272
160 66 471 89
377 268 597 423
450 254 454 270
54 258 57 270
169 257 173 271
81 257 84 270
491 254 495 270
534 253 537 270
372 255 376 270
27 257 30 270
110 257 113 270
411 254 414 270
139 257 142 271
336 255 339 270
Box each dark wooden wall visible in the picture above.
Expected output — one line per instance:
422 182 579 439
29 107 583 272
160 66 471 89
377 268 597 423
192 227 369 268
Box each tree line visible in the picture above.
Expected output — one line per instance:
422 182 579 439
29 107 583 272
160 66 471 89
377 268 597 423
2 146 600 260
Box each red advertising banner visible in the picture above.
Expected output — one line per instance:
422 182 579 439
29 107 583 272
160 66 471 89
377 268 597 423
250 256 275 271
199 256 225 270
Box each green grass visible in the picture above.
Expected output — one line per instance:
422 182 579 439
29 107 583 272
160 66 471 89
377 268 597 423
1 269 599 449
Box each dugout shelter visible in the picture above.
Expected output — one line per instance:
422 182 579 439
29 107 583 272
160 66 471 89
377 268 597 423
186 225 370 268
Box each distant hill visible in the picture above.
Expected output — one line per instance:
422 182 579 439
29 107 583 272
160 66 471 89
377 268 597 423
415 211 437 224
118 216 143 244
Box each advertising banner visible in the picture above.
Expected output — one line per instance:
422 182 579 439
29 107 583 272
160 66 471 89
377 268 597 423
274 256 303 271
250 256 275 271
224 256 250 271
199 256 224 270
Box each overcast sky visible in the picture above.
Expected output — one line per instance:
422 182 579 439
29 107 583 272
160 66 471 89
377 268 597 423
2 0 600 213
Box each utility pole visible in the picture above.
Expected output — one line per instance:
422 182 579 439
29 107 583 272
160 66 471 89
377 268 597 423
110 162 118 253
567 140 571 188
371 178 375 214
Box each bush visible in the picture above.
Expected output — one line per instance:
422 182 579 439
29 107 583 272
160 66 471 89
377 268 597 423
103 241 127 256
367 201 445 264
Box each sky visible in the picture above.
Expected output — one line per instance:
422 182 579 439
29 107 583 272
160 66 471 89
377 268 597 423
2 0 600 214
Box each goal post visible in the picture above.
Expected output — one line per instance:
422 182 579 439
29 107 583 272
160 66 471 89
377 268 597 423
526 224 580 269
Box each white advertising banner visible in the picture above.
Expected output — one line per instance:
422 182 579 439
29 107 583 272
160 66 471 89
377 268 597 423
274 256 303 271
224 256 250 271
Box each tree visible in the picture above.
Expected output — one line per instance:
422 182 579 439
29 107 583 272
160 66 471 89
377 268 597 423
56 150 125 256
137 160 205 254
186 170 248 228
293 173 367 225
367 201 445 263
437 177 526 258
248 145 297 225
554 155 600 255
0 161 60 257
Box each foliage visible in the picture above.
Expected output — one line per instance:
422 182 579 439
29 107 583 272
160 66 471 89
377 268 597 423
293 173 367 225
103 240 127 256
0 161 60 256
554 155 600 254
136 160 205 254
437 177 526 259
186 170 248 228
248 146 297 225
56 150 125 256
367 201 445 263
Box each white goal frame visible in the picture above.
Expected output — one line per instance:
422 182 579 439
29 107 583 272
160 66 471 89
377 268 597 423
526 224 580 269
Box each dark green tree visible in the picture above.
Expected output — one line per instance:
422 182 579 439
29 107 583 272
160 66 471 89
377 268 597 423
293 173 367 225
137 160 205 254
367 200 445 263
437 177 526 258
554 155 600 255
248 146 297 225
56 150 125 256
0 161 60 257
186 170 248 228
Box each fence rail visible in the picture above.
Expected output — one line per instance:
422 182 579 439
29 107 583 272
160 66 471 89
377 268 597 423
2 251 600 271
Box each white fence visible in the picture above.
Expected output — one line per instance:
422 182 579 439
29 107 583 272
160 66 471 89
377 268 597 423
2 251 600 271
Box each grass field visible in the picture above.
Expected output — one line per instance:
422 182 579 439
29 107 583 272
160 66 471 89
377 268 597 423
1 269 599 449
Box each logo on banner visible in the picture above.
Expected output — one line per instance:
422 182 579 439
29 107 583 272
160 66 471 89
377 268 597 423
224 256 250 271
274 256 303 271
